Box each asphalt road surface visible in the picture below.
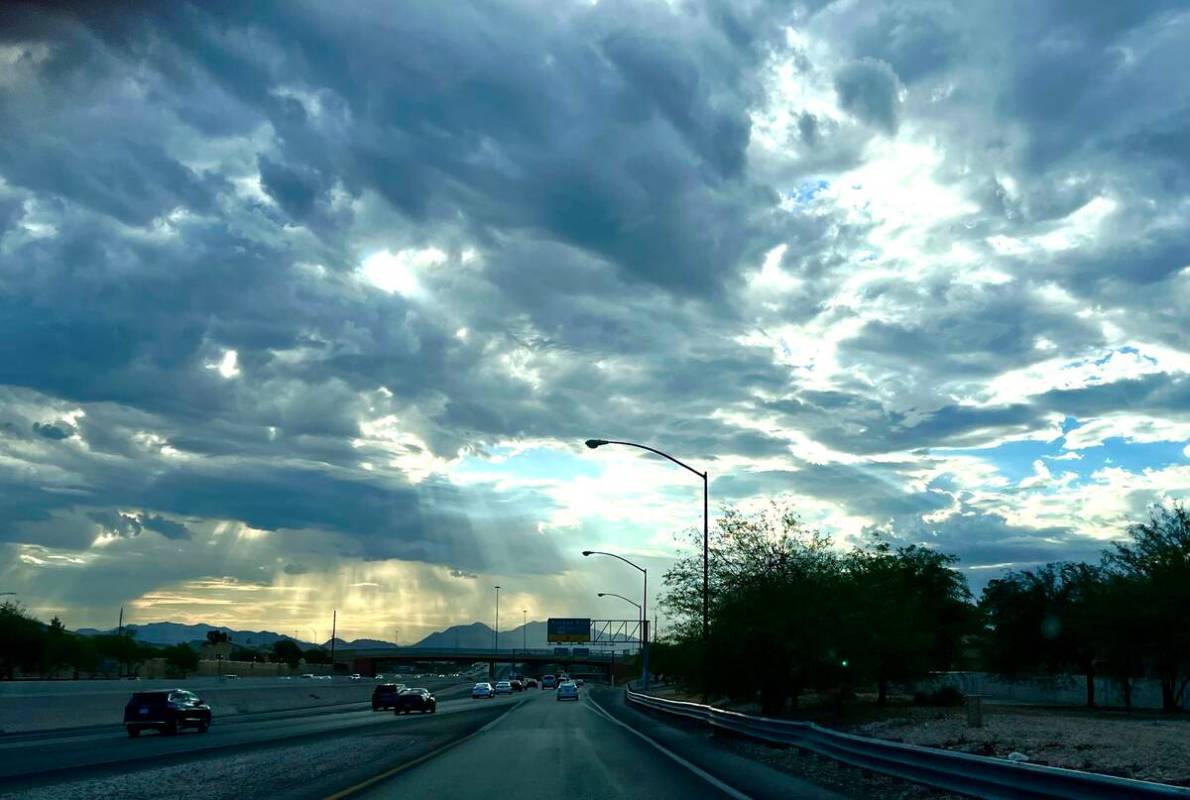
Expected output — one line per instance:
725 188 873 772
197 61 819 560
0 682 506 783
354 687 842 800
1 683 844 800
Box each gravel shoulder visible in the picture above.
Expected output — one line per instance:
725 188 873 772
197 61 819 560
849 705 1190 787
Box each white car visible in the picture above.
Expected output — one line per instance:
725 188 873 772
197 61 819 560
472 682 494 699
556 681 579 701
575 678 584 687
493 681 513 695
348 674 362 680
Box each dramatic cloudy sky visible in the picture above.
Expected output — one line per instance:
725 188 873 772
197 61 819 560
1 1 1187 641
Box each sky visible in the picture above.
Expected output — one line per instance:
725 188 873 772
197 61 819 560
1 0 1187 642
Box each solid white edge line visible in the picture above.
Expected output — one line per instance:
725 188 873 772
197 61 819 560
585 695 753 800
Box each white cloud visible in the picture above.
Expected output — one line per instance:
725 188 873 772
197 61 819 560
358 247 447 296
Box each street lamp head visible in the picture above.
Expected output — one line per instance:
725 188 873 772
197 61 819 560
597 592 607 597
581 550 593 557
584 439 608 449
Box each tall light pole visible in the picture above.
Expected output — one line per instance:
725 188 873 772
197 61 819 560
583 550 649 689
522 609 527 653
584 439 708 641
493 585 501 651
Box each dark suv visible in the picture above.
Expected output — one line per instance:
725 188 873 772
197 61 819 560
372 683 406 711
393 688 436 714
124 689 211 737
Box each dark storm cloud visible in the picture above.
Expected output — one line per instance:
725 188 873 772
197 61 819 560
833 58 903 134
875 512 1113 591
714 462 949 518
0 0 1187 622
85 510 190 541
32 422 73 440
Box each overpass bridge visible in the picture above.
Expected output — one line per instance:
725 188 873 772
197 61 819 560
337 646 639 679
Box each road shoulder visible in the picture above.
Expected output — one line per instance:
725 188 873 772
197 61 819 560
587 687 844 800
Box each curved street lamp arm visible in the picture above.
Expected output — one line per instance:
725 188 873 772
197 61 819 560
597 592 641 611
583 549 645 574
600 440 707 480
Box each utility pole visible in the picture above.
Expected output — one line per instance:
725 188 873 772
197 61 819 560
492 585 501 680
330 610 337 675
117 605 125 678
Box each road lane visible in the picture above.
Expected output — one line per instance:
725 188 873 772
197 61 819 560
356 688 741 799
0 686 518 782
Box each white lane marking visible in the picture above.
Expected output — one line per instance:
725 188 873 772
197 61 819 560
584 696 753 800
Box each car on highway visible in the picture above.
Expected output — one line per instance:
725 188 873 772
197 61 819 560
525 678 538 688
221 674 239 680
541 675 556 688
575 678 584 686
348 673 362 680
472 682 495 698
493 680 513 695
510 679 524 692
124 689 211 737
393 688 437 714
556 681 579 701
372 683 407 710
300 673 315 679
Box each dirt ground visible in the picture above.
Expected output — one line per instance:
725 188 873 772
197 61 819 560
848 704 1190 786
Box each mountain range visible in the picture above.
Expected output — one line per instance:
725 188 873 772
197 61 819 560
76 619 641 650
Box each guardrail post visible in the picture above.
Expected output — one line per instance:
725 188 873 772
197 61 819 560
965 694 984 728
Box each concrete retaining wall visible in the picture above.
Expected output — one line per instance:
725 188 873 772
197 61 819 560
914 672 1171 710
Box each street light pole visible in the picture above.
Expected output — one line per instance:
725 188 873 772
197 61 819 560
583 550 649 689
494 586 501 651
522 610 527 653
584 439 708 640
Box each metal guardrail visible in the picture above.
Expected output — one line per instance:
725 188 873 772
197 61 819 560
625 689 1190 800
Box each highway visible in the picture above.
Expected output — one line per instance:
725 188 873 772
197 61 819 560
0 682 509 783
353 688 842 800
0 684 844 799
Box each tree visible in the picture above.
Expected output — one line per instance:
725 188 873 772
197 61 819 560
0 601 46 679
273 639 303 668
42 616 72 677
662 504 846 713
847 541 974 705
660 504 971 715
206 630 230 645
163 643 199 677
94 631 150 676
304 647 330 665
979 563 1106 706
1103 504 1190 712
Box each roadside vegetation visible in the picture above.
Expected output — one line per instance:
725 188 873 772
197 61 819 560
654 502 1190 714
0 607 325 679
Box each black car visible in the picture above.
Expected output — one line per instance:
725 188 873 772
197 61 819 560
372 683 406 711
393 688 436 714
124 689 211 737
510 679 524 692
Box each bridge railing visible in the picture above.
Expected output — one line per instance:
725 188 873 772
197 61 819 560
625 689 1190 800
